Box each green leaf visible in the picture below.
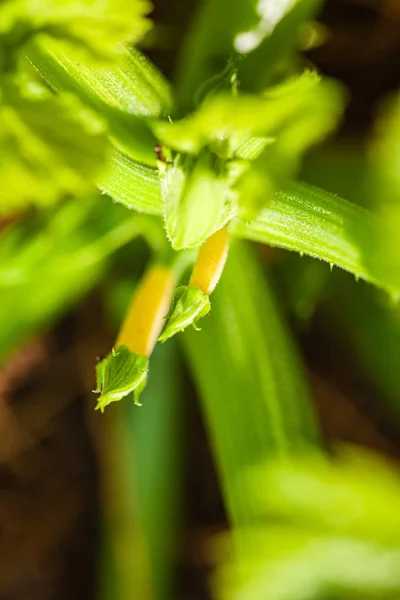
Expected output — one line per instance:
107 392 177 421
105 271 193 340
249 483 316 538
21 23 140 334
232 182 398 297
216 448 400 600
155 73 344 221
99 149 163 215
243 448 400 544
0 198 156 362
182 241 318 527
27 43 172 166
1 0 152 67
0 86 107 215
162 151 235 249
218 530 400 600
158 285 210 342
27 43 172 119
95 345 149 411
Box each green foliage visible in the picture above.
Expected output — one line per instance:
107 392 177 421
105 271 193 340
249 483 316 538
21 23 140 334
182 242 319 526
0 196 147 362
0 0 155 214
215 448 400 600
233 182 397 297
0 0 151 68
0 85 107 215
1 2 399 599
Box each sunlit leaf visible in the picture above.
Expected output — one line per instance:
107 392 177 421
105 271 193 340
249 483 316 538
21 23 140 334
232 182 398 297
27 43 172 166
99 149 163 215
216 448 400 600
182 241 318 526
1 0 152 66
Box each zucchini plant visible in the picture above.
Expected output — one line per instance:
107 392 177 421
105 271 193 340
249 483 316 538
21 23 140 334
1 0 399 599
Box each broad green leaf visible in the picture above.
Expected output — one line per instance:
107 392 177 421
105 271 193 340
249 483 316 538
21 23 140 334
100 342 182 600
162 151 235 249
95 345 149 410
232 182 398 297
216 449 400 600
1 0 151 67
182 241 318 527
175 0 321 106
158 285 210 342
0 86 107 215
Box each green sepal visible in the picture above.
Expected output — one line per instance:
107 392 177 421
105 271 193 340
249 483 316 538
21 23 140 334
95 345 149 411
158 286 211 342
161 151 235 250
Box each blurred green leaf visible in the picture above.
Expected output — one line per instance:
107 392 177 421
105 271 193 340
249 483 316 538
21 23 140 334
0 85 107 215
218 530 400 600
182 241 318 527
243 448 400 544
0 198 158 362
1 0 151 69
216 448 400 600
